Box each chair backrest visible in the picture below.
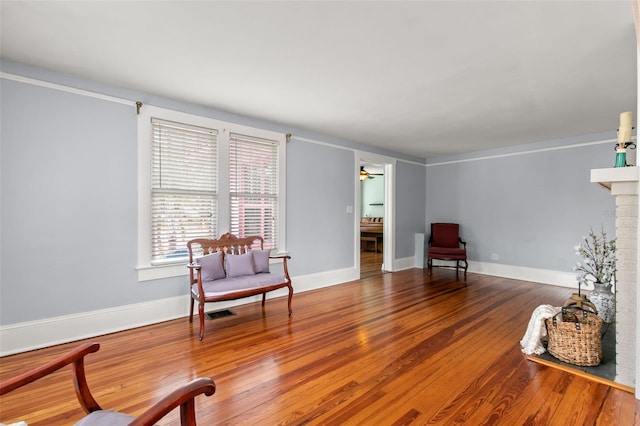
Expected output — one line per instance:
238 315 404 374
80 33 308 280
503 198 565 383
431 223 460 248
187 233 264 283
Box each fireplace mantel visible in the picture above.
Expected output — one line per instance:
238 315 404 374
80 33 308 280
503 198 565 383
591 166 639 193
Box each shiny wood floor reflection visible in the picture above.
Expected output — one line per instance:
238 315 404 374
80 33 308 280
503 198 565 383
360 250 384 279
1 268 639 425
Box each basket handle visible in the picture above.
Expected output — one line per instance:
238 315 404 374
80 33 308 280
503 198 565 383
551 307 586 331
562 305 594 317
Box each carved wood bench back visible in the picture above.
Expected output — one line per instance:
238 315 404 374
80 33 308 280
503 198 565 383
187 233 264 262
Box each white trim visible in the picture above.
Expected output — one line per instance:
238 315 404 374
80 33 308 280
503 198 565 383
414 233 426 268
395 158 426 168
468 261 577 288
394 256 417 271
355 151 397 273
138 263 188 281
383 162 396 271
0 267 357 356
0 72 136 107
278 135 287 254
426 138 616 167
0 296 189 357
292 135 355 152
293 135 425 167
295 130 614 170
636 41 640 401
291 266 358 292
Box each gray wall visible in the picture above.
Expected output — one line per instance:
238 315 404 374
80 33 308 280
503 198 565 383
0 79 185 324
425 139 616 272
287 141 355 275
0 61 427 326
396 161 427 258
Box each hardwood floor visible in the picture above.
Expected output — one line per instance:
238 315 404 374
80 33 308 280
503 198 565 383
360 250 384 279
1 268 639 425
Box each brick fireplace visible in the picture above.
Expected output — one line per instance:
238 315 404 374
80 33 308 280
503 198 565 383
591 166 638 390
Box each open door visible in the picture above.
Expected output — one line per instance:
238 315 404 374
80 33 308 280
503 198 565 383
356 153 395 278
359 162 384 278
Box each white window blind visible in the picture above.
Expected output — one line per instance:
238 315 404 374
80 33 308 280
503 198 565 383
229 133 279 250
151 118 217 262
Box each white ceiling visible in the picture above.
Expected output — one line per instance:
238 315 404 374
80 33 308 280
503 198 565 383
1 1 637 159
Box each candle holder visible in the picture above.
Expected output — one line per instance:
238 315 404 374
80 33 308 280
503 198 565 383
615 147 627 167
614 141 636 167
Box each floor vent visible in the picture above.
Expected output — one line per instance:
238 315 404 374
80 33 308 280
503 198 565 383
205 309 235 320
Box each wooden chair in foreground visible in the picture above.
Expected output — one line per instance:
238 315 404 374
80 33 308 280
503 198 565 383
0 342 216 426
427 222 468 280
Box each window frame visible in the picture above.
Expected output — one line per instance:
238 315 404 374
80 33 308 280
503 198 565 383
137 105 286 281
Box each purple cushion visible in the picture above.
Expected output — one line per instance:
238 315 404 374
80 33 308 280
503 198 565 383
252 249 271 273
225 252 256 277
192 273 289 298
74 410 134 426
196 251 226 281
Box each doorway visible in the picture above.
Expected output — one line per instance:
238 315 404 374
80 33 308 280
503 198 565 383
359 161 386 278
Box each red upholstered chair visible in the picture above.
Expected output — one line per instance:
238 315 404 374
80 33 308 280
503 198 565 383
427 223 468 280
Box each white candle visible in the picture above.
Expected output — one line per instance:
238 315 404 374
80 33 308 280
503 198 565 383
619 111 633 144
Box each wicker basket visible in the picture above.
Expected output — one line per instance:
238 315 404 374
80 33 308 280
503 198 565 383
545 307 603 366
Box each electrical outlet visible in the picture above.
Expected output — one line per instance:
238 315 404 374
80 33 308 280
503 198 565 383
490 253 499 261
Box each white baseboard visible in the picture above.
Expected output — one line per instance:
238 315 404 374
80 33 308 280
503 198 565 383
394 256 418 271
0 296 190 357
0 262 577 356
469 261 578 289
0 266 359 356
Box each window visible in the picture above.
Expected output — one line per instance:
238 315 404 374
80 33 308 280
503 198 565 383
230 133 279 250
137 106 286 281
151 119 218 262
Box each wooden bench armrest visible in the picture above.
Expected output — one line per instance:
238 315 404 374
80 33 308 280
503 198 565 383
129 377 216 426
269 255 292 280
268 255 291 260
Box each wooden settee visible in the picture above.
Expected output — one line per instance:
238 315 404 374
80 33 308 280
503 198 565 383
187 233 293 340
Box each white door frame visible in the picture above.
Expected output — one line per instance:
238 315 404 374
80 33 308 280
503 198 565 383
355 151 396 274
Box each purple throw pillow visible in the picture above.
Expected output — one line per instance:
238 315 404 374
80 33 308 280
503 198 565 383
252 249 271 273
196 251 225 281
225 252 256 277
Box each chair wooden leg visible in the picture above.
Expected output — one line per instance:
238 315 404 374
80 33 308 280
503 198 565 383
262 293 266 307
189 297 194 323
180 399 196 426
198 303 205 341
287 285 293 316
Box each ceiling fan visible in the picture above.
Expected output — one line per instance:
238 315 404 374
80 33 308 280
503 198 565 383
360 166 383 181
